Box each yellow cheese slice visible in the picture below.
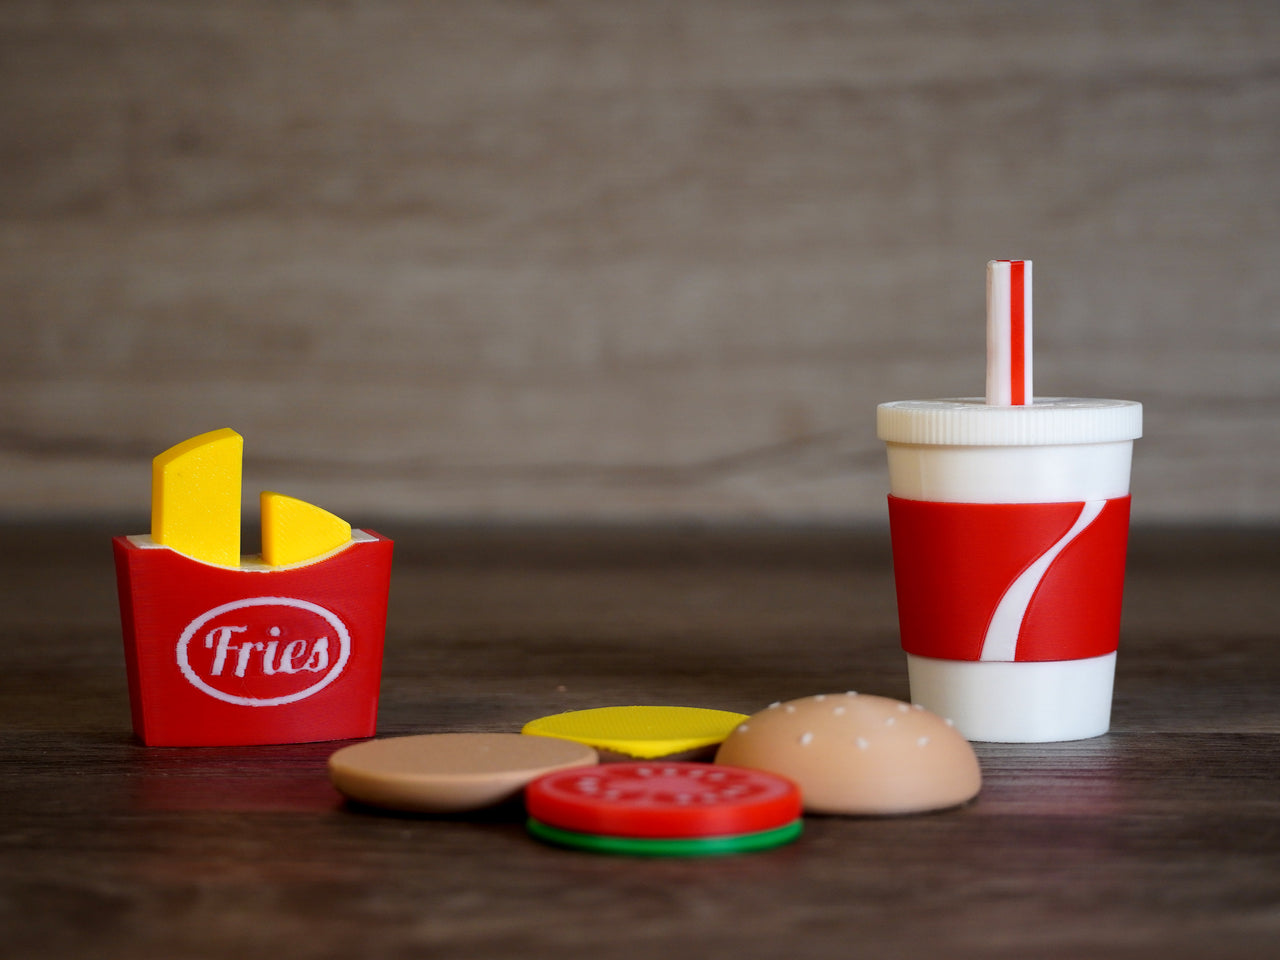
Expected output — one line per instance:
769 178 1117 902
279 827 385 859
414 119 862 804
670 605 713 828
260 491 352 567
521 706 749 760
151 428 243 566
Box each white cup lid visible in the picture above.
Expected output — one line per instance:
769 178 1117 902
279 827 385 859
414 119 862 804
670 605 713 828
877 397 1142 446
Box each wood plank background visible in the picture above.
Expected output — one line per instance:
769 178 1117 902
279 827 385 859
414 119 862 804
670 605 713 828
2 1 1277 524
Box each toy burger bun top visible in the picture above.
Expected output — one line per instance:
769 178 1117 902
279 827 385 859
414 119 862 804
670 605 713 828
714 693 981 816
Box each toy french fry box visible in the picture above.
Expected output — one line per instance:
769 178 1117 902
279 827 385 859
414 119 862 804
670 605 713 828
113 428 393 746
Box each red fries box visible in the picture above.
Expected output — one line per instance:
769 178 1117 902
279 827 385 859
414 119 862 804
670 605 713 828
114 531 393 746
114 425 393 747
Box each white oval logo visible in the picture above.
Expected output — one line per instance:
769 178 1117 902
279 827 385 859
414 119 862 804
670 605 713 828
176 596 351 706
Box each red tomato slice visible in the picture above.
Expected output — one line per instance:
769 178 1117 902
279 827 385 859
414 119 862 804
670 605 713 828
525 762 801 838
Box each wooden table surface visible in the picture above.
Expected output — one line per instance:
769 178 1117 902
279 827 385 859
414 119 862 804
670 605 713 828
2 522 1276 959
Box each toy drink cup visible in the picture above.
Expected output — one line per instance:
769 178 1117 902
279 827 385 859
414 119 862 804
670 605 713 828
877 262 1142 742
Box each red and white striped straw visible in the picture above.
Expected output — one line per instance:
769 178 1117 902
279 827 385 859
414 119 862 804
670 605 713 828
985 259 1033 406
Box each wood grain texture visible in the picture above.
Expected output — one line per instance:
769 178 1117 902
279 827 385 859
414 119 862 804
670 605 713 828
2 1 1278 521
0 522 1276 959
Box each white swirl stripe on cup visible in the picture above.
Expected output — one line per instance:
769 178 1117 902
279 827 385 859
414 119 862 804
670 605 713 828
979 499 1107 661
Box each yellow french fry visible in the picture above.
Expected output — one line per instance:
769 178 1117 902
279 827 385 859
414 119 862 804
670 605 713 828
151 428 243 566
260 491 352 567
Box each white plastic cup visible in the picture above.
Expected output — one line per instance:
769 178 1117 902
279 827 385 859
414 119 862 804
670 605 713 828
877 398 1142 742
